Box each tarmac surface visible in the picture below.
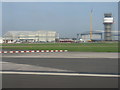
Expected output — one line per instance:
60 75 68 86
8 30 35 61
1 52 118 58
2 58 118 74
1 52 119 88
2 74 118 88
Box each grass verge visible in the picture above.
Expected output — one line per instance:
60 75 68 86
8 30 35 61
1 42 119 52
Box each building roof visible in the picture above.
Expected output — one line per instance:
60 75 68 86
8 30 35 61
3 30 57 37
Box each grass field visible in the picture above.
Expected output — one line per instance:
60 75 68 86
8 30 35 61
1 42 119 52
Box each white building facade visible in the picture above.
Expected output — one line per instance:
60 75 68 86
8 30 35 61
0 37 3 43
3 30 59 43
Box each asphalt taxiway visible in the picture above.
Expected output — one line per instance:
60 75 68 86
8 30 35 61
1 52 119 88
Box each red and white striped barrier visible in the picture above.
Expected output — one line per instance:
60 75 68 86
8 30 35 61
0 50 68 54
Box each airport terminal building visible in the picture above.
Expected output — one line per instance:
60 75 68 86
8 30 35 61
3 30 59 43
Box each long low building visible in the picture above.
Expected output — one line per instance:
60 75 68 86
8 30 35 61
3 30 59 43
79 30 119 42
79 31 103 42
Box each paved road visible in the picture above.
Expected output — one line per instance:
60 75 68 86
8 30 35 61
2 57 119 88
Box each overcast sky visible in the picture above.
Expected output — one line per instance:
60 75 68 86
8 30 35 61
2 2 118 38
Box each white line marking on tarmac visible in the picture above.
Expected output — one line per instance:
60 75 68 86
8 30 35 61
15 51 19 53
21 51 24 53
31 51 35 52
41 50 44 52
46 50 49 52
51 50 54 52
10 51 13 53
36 50 40 52
0 71 120 78
26 51 29 53
4 51 7 53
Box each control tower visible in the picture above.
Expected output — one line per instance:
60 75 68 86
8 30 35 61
103 13 114 41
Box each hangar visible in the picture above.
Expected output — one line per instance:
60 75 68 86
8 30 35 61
3 30 59 43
